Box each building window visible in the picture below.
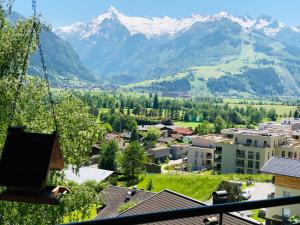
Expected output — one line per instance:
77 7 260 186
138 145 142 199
268 152 270 160
282 151 286 157
216 147 222 152
288 152 293 158
248 151 254 159
236 149 245 158
256 152 260 160
195 152 198 158
246 139 252 145
247 169 253 174
254 140 258 147
200 152 204 158
263 141 268 147
236 159 244 167
295 152 298 158
255 161 260 169
235 137 238 143
248 160 253 168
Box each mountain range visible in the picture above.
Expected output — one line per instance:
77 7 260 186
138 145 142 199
53 7 300 97
7 11 95 84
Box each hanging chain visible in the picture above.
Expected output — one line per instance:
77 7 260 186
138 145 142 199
6 0 14 14
32 0 59 132
9 0 59 133
9 1 37 126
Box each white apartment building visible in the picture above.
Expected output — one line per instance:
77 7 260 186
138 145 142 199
186 135 225 171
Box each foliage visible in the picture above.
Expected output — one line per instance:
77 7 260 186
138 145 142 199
217 180 242 202
0 181 104 225
130 126 139 142
143 127 160 148
98 140 119 171
214 116 226 133
195 121 213 135
100 112 137 133
117 201 137 213
0 78 105 168
0 10 37 80
146 179 153 191
289 215 300 224
153 93 159 109
118 141 147 179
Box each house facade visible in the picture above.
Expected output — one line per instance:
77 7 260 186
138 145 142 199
214 128 300 174
260 157 300 225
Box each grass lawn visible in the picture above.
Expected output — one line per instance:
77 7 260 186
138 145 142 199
174 121 200 129
137 173 272 202
251 209 265 223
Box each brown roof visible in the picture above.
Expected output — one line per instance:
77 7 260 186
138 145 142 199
95 186 154 219
174 127 193 135
105 133 120 140
118 190 260 225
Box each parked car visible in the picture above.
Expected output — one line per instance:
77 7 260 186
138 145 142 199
241 190 251 200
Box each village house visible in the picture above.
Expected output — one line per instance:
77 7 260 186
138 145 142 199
260 157 300 225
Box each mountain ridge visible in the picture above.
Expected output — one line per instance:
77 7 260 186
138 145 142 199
54 7 300 97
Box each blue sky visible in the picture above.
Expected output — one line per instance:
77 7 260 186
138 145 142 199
12 0 300 27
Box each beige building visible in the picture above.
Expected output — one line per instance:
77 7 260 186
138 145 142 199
260 157 300 225
186 135 225 171
214 128 300 174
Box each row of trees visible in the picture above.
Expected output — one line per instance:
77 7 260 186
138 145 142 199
74 91 295 128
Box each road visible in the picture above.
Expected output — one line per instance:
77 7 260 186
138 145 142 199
205 182 275 205
245 182 275 201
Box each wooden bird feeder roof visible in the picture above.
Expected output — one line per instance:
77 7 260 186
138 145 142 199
0 127 67 204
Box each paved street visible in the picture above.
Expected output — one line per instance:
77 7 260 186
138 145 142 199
245 182 275 201
205 182 275 205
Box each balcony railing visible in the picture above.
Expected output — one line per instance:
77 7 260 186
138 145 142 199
65 196 300 225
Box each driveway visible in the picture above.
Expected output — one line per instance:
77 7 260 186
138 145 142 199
245 182 275 201
205 182 275 205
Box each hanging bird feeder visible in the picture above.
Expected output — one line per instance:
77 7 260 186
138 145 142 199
0 127 69 205
0 0 69 205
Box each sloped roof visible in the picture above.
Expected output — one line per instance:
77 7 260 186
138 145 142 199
64 165 113 184
118 189 260 225
260 157 300 178
0 127 62 190
95 186 154 219
174 127 194 135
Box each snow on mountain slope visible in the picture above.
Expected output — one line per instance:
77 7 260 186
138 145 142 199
54 6 300 40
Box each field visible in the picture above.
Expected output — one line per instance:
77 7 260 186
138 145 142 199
137 173 272 201
174 121 200 129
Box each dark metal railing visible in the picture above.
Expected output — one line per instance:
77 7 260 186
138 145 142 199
65 195 300 225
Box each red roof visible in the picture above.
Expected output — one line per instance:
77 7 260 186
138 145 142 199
173 127 193 135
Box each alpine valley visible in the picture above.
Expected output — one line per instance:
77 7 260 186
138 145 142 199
7 11 95 85
53 6 300 97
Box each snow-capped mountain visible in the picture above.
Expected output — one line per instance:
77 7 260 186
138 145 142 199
53 7 300 96
55 6 299 39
